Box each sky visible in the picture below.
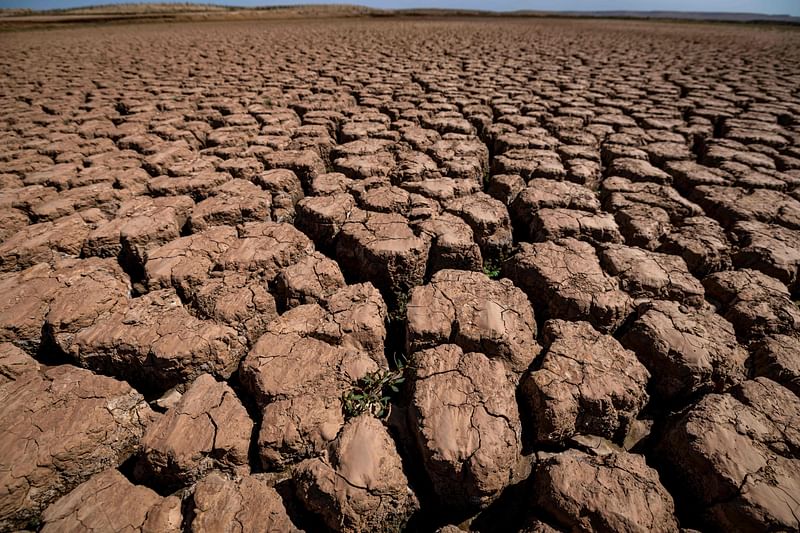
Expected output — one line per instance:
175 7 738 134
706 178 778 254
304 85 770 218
1 0 798 16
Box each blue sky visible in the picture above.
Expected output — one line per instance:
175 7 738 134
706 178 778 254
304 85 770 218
1 0 798 15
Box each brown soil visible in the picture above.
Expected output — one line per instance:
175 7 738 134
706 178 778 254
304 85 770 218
0 14 799 533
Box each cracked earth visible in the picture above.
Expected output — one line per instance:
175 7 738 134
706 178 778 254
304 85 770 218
0 13 799 533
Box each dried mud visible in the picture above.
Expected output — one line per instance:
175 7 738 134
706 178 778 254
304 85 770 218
1 16 799 533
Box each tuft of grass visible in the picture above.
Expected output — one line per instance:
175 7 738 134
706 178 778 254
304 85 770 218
482 170 492 191
342 356 406 420
482 258 502 279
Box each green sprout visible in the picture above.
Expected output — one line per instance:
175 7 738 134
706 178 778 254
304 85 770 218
482 258 502 279
388 290 409 323
342 359 406 420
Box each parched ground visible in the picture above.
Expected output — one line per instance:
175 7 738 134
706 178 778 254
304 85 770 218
1 15 799 533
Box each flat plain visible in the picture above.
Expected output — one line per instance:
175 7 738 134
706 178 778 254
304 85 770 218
0 13 799 532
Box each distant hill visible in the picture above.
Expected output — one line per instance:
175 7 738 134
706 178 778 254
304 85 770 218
526 10 799 23
0 3 378 18
0 2 377 16
0 3 380 28
1 3 797 27
39 3 237 14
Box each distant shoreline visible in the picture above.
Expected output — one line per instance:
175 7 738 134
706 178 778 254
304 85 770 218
1 3 798 31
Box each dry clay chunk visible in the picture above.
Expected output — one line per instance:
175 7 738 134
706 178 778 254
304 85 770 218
0 210 101 272
188 179 272 232
531 208 622 245
0 208 28 245
600 243 705 307
613 204 671 251
504 239 632 333
0 258 129 354
732 220 800 293
656 378 800 531
486 173 526 205
40 469 181 533
406 269 539 374
254 168 304 206
352 183 412 215
215 221 314 278
274 251 346 310
414 213 483 273
142 141 196 175
294 415 418 532
190 471 301 533
665 159 730 190
660 216 732 276
608 157 671 183
295 193 357 249
751 334 800 397
510 178 601 237
334 151 395 181
408 344 522 509
68 288 246 393
0 342 39 385
0 263 65 352
621 300 748 402
521 320 649 444
534 450 679 533
323 283 388 357
42 257 131 355
401 177 478 204
0 365 155 531
82 195 193 262
492 148 564 181
430 139 489 182
602 176 701 221
690 185 800 230
135 374 253 486
259 149 325 187
144 225 239 295
143 225 286 341
147 169 228 199
445 192 513 257
336 209 430 296
703 269 800 339
309 172 353 196
188 271 278 345
27 181 130 223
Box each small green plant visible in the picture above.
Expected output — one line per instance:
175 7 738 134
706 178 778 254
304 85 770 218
342 359 406 420
482 258 502 279
388 290 409 323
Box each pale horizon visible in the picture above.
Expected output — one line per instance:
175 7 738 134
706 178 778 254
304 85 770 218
2 0 798 16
